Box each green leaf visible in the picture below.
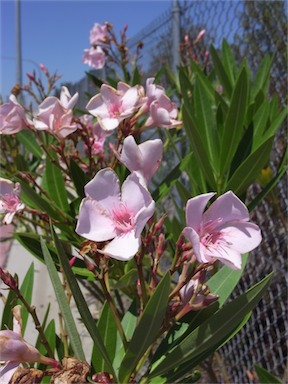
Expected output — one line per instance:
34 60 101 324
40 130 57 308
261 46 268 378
15 177 60 220
132 66 141 86
149 272 273 378
207 254 248 307
17 263 34 335
254 364 281 384
221 39 237 85
182 106 217 189
210 45 232 97
1 276 18 330
190 61 215 100
193 76 216 169
45 155 70 212
35 303 51 352
85 71 104 88
41 238 86 361
69 159 88 199
37 319 56 360
113 301 138 373
51 227 116 378
14 233 59 266
118 272 171 383
248 148 287 212
16 130 43 159
250 54 273 101
226 137 274 195
92 301 117 373
220 67 249 176
114 268 138 289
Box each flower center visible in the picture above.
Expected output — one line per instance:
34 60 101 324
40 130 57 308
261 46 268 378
1 194 20 212
112 203 134 234
108 101 122 118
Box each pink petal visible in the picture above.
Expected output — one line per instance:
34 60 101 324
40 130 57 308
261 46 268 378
0 361 19 383
138 139 163 182
86 94 109 118
75 198 116 241
204 191 250 225
185 193 215 231
100 231 140 260
121 172 153 216
210 246 242 270
120 136 142 172
100 85 120 106
218 221 262 253
0 179 14 195
182 226 211 263
121 87 139 111
84 168 120 211
99 117 120 131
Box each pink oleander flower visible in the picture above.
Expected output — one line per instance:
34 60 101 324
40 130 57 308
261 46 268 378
0 95 28 135
86 83 144 131
0 179 25 225
83 46 106 69
116 135 163 185
0 306 60 383
145 93 182 129
76 168 155 261
194 29 206 44
183 191 262 270
139 78 166 114
33 86 78 137
179 278 218 313
79 115 111 155
89 23 108 46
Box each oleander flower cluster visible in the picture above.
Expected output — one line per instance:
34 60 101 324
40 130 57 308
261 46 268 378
0 19 278 384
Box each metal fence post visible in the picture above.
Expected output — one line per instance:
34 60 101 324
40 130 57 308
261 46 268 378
172 0 180 75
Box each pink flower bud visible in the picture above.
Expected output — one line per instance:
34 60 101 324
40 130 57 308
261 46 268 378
194 29 206 44
26 72 35 81
39 63 48 75
0 267 18 290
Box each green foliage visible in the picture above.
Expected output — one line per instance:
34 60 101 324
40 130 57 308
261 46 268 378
177 40 287 197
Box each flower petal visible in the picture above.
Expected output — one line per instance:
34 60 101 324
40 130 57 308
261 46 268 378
138 139 163 183
100 231 140 260
204 191 250 225
182 226 211 263
120 135 142 172
84 168 120 211
218 221 262 253
121 172 154 216
185 193 215 231
75 198 116 241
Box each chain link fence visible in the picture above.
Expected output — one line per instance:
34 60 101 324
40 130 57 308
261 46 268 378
127 1 287 382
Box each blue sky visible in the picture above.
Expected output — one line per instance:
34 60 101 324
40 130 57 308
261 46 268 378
1 0 172 101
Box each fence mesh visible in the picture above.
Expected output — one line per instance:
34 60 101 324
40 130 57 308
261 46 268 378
128 1 287 382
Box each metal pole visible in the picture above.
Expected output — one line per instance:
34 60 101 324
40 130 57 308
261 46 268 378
15 0 22 88
172 0 180 75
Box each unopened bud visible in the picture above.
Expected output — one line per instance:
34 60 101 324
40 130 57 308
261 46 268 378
194 29 206 44
0 267 18 290
156 233 166 258
184 35 189 45
39 63 48 76
26 72 35 81
154 214 167 234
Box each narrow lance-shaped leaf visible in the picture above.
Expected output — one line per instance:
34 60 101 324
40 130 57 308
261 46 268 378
92 301 117 373
17 263 34 336
51 226 116 379
45 154 70 212
226 137 274 195
118 272 171 383
148 272 273 378
220 67 249 176
40 238 86 361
